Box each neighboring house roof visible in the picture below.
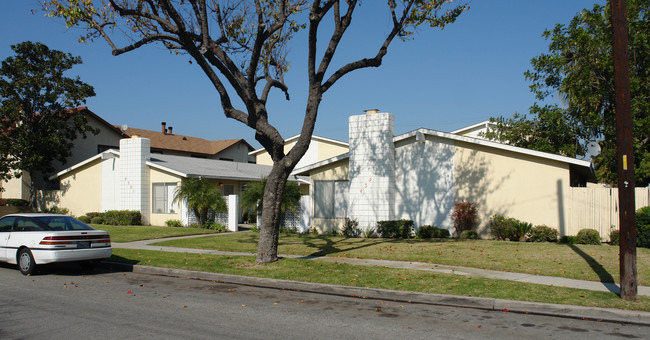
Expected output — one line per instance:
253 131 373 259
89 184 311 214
52 150 308 183
120 126 253 157
248 134 349 156
293 127 596 182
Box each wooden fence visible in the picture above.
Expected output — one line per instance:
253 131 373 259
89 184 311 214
567 187 649 240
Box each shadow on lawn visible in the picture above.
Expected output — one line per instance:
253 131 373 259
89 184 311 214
568 244 620 294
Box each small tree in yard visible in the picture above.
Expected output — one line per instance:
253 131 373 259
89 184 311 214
240 179 301 217
45 0 468 263
173 178 226 228
451 201 479 237
0 41 96 208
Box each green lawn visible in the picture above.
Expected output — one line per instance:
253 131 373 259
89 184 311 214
111 248 650 311
96 224 217 243
151 232 650 285
103 226 650 310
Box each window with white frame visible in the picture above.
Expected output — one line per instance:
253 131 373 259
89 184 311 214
152 182 177 214
314 180 348 218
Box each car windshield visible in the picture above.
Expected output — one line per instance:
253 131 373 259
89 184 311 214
32 216 95 231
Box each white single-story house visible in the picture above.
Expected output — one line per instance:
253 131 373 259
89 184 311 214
51 137 309 227
292 110 597 236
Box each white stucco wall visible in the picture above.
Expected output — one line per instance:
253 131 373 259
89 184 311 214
101 155 120 212
394 135 455 231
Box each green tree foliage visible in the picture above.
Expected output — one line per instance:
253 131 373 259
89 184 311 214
0 41 96 205
240 179 301 215
173 178 226 228
44 0 467 263
484 0 650 185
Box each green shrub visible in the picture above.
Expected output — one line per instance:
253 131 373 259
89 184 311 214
40 206 70 215
204 222 227 232
511 220 533 241
459 230 478 240
77 215 91 224
102 210 142 225
609 229 620 245
576 228 601 245
279 226 298 234
249 225 259 233
165 219 183 228
0 199 30 206
342 218 361 238
489 215 517 241
418 225 450 239
327 228 340 237
559 236 577 244
85 212 103 219
452 201 479 236
90 216 104 224
376 219 414 239
417 225 436 239
528 225 559 242
638 225 650 248
435 228 451 239
363 228 376 238
636 206 650 226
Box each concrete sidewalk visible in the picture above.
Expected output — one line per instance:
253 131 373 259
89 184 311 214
108 234 650 325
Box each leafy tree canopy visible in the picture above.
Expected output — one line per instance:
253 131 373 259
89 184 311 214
0 41 96 201
483 0 650 186
44 0 468 263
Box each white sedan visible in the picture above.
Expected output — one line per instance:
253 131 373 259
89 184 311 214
0 213 112 275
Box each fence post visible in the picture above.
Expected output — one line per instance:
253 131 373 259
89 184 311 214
228 195 239 232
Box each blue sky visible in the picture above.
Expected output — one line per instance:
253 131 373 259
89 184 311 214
1 1 605 148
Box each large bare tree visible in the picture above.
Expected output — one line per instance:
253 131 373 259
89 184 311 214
44 0 468 263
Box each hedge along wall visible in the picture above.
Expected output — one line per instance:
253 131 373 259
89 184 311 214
0 206 33 218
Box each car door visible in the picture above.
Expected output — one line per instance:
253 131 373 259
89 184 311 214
0 216 16 262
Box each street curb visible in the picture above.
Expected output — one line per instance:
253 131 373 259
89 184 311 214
101 261 650 326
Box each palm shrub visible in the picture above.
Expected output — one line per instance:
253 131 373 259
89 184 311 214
240 178 301 216
576 228 601 245
173 178 226 228
528 225 558 242
511 220 533 242
451 201 479 237
342 218 361 238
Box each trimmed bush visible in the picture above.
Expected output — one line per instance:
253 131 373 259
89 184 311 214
102 210 142 225
90 216 104 224
86 212 103 219
559 236 577 244
636 207 650 248
417 225 436 239
459 230 478 240
377 219 414 239
489 215 516 241
576 228 601 245
609 229 620 246
638 225 650 248
77 215 91 224
435 228 451 239
0 199 30 207
165 219 183 228
528 225 559 242
451 201 479 236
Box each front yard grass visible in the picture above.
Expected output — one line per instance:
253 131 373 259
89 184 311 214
96 224 216 243
111 248 650 312
151 232 650 285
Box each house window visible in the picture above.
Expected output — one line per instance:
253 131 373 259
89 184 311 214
314 181 348 218
152 182 177 214
222 184 235 196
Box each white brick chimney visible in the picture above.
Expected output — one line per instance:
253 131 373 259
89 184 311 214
119 137 150 219
348 110 396 231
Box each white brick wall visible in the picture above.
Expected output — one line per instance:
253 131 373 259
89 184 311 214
348 112 396 231
119 138 150 222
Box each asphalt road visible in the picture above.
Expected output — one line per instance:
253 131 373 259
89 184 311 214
0 263 648 340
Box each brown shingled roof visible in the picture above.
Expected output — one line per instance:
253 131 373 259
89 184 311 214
119 126 252 156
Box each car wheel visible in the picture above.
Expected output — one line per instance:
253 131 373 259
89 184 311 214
18 248 36 275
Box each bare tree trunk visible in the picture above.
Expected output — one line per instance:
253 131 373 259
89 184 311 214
256 164 291 264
